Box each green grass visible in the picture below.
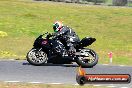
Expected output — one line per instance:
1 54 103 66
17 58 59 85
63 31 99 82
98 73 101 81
0 0 132 65
128 2 132 7
104 0 113 5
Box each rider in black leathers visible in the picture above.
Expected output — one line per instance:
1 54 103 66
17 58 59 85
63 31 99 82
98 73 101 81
52 21 80 56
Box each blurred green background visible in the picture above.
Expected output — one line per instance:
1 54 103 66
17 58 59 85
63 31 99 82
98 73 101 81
0 0 132 65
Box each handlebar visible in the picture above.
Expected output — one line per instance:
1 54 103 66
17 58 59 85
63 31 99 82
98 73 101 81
42 32 48 36
42 32 61 40
41 32 55 39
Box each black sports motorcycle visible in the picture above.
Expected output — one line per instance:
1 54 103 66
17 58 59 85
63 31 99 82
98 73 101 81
26 32 98 67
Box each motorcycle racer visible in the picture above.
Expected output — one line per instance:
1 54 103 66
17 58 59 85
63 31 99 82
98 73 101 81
52 21 80 56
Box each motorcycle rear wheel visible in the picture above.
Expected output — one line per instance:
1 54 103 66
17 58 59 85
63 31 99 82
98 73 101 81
76 48 98 68
27 48 48 66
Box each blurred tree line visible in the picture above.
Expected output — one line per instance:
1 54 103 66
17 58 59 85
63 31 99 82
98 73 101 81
86 0 128 6
113 0 127 6
35 0 132 6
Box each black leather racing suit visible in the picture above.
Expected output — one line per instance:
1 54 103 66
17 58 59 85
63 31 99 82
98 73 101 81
53 26 80 55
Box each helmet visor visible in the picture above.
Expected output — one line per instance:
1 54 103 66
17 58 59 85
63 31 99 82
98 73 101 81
53 25 57 32
53 24 59 32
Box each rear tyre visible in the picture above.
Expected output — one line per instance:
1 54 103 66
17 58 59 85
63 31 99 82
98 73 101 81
27 48 48 66
76 49 98 68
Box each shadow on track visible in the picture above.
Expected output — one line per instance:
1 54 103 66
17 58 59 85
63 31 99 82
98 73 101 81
22 62 79 67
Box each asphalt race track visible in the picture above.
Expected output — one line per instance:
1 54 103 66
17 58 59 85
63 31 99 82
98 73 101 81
0 60 131 88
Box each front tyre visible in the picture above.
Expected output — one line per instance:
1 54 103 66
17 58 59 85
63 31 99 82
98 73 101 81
76 49 98 68
26 48 48 66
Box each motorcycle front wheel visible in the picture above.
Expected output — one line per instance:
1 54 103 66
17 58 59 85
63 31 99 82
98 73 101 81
76 48 98 68
26 48 48 66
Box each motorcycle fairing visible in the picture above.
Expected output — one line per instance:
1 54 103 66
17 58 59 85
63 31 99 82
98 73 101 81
80 37 96 47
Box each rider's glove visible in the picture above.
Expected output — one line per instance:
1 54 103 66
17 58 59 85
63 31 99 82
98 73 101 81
47 33 53 38
49 33 53 37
